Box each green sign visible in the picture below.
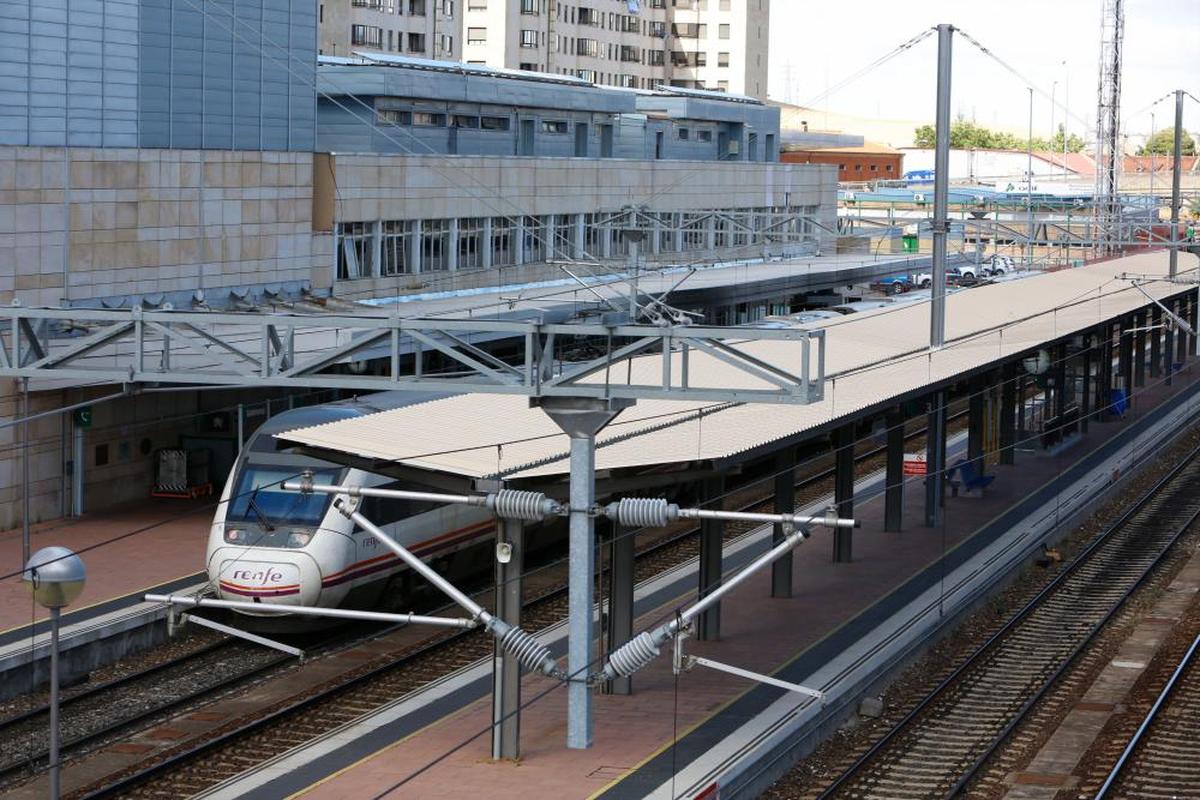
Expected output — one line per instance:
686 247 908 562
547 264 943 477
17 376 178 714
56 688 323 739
73 407 92 428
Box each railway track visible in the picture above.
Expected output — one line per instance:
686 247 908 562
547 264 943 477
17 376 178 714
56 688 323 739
0 639 288 788
49 411 960 798
814 444 1200 800
1092 630 1200 799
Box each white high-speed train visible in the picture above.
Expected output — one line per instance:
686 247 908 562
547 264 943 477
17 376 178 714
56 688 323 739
206 391 498 630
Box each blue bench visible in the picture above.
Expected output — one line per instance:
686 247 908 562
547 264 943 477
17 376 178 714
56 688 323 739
949 457 995 496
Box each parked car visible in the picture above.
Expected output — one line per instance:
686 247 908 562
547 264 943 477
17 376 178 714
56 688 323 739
871 275 913 295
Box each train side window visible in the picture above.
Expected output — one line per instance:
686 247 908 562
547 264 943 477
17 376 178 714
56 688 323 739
362 480 441 524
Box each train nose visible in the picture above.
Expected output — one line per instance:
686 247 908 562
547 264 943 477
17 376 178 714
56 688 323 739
210 548 323 608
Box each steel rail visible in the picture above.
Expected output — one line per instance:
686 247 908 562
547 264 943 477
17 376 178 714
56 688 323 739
1093 630 1200 799
0 641 291 786
816 440 1200 800
76 413 958 799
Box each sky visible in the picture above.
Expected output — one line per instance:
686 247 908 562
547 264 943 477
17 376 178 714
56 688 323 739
768 0 1200 141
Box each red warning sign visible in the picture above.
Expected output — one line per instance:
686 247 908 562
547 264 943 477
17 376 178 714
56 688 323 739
902 454 927 476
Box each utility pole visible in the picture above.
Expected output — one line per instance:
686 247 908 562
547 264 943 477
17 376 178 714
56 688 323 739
1093 0 1125 254
930 23 952 350
1027 87 1035 266
1169 89 1183 277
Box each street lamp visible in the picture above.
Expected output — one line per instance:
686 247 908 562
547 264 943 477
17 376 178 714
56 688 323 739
22 546 86 800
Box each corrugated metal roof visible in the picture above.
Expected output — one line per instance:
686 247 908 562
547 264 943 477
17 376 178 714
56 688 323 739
278 252 1198 480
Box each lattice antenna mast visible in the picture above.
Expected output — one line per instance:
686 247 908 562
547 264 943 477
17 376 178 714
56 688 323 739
1093 0 1125 253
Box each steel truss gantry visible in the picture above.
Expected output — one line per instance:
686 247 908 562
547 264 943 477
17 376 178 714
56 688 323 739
0 305 829 754
0 307 826 405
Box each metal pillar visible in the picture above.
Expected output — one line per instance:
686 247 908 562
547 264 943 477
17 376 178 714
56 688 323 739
1081 335 1093 433
1164 301 1175 386
492 517 524 760
771 450 794 597
1119 315 1133 393
929 23 953 349
21 378 30 566
1000 363 1017 465
833 424 854 562
924 390 947 528
49 606 61 800
536 397 632 750
1099 324 1115 422
71 423 84 517
1150 306 1163 378
1176 296 1189 364
605 517 634 695
1053 342 1068 421
1134 310 1146 387
1169 89 1183 278
697 475 725 640
967 378 985 475
884 408 905 532
1191 294 1199 359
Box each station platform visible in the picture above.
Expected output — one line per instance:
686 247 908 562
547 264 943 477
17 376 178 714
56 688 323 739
0 499 209 647
201 361 1200 799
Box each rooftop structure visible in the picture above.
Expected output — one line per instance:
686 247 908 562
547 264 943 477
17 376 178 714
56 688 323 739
316 53 779 160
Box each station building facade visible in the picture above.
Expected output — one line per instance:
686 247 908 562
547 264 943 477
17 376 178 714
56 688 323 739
0 1 830 528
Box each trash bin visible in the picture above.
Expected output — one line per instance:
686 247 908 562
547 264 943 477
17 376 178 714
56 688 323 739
902 234 919 253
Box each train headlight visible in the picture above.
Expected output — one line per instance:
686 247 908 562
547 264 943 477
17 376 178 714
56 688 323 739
287 531 313 548
224 527 245 544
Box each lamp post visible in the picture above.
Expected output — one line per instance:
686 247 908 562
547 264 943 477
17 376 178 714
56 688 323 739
22 546 86 800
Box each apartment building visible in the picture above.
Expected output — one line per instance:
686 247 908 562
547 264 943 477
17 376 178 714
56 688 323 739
322 0 769 97
319 0 458 60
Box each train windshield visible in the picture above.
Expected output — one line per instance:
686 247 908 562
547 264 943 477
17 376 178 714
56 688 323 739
226 466 342 526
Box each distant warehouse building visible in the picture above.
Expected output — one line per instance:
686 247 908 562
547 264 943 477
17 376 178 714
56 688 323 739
780 141 904 183
317 54 780 160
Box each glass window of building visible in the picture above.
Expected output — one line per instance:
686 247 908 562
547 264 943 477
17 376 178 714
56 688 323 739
458 218 485 270
337 222 374 280
422 219 450 271
381 221 413 276
523 216 547 263
541 120 568 134
520 29 538 47
718 51 729 67
467 27 486 44
719 23 730 39
408 32 427 52
480 116 510 131
351 25 383 47
409 0 426 14
491 217 514 266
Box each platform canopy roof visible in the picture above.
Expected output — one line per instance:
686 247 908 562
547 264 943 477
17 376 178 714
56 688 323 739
278 252 1198 481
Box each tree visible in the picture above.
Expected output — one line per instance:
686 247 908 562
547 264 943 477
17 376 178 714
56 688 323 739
912 121 1084 152
1138 127 1197 156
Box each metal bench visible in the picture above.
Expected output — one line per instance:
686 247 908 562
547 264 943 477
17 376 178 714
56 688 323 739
948 457 995 497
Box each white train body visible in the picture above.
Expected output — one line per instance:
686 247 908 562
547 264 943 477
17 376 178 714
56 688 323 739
204 393 494 627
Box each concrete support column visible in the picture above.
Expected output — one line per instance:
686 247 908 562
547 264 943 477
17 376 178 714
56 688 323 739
924 389 947 528
675 213 685 254
705 215 717 252
1150 306 1163 377
411 219 424 274
605 518 634 695
371 219 383 278
697 474 725 641
1000 362 1017 465
447 217 460 272
967 377 986 476
482 217 494 270
651 215 662 255
492 517 524 760
1134 309 1146 387
771 450 794 598
514 216 526 265
884 407 905 532
601 220 612 259
832 424 854 563
574 213 586 259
